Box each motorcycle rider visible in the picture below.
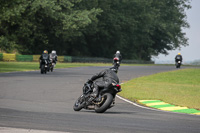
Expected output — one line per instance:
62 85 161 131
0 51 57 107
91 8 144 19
87 66 119 99
175 53 183 64
113 50 122 70
49 50 58 64
39 50 50 68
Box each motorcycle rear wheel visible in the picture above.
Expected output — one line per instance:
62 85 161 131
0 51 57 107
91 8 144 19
95 93 113 113
73 95 85 111
51 66 54 72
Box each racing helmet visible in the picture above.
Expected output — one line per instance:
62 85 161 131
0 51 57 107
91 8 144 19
52 50 56 54
43 50 48 54
116 51 120 54
178 53 181 55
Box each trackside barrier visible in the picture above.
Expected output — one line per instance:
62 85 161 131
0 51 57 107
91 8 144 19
0 53 3 61
122 60 154 64
0 53 155 64
64 56 72 62
33 55 40 62
58 56 64 62
69 56 154 64
16 55 33 62
3 53 16 61
71 56 111 63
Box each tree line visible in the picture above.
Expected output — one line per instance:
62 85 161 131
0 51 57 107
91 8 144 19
0 0 191 61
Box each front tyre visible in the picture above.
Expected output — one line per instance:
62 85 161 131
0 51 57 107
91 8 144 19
95 93 113 113
41 65 44 74
73 95 85 111
44 67 47 74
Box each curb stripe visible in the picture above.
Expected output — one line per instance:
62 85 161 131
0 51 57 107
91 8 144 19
117 95 200 116
172 109 200 114
150 104 174 108
138 99 200 115
193 112 200 115
139 100 161 103
146 102 168 106
159 106 188 111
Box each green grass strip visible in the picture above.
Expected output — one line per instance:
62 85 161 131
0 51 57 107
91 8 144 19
120 68 200 110
139 100 162 104
0 61 147 73
0 62 111 73
139 99 200 115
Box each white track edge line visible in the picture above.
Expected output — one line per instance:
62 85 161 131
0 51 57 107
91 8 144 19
116 95 198 116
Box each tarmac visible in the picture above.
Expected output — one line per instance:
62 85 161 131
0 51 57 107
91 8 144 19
0 127 70 133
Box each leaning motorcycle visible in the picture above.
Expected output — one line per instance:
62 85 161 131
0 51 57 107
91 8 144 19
176 61 181 68
40 59 49 74
73 81 122 113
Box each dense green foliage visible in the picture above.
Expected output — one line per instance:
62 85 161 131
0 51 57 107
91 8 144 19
0 0 191 60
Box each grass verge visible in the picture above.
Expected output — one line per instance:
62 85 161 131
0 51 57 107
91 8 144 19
0 61 151 73
119 68 200 110
0 62 112 73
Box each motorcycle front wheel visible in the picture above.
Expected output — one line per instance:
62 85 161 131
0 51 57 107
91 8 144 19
41 65 44 74
73 95 85 111
95 93 113 113
176 63 181 68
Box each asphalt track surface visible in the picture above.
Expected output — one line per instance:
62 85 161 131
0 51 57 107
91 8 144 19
0 65 200 133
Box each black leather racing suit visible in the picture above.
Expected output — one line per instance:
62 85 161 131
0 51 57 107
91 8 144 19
90 69 119 97
39 53 50 68
175 55 183 63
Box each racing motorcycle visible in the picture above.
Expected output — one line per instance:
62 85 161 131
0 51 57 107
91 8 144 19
40 59 49 74
73 81 122 113
113 57 120 69
176 61 182 68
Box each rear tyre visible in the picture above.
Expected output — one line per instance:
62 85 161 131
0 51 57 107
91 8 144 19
51 66 54 72
73 95 85 111
95 93 113 113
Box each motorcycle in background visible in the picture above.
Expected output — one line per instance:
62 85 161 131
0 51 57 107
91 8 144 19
113 57 120 69
73 81 122 113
